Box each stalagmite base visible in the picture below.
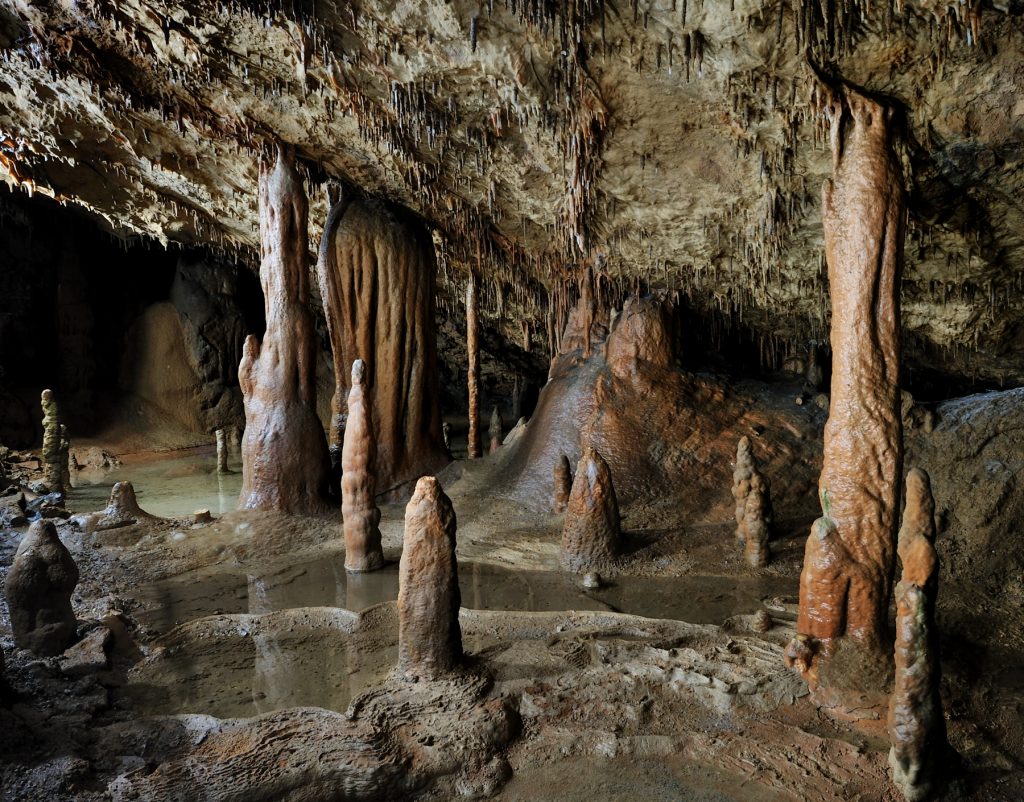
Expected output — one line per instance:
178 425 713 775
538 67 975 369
561 447 621 573
398 476 463 679
342 359 384 573
239 145 330 514
790 86 906 699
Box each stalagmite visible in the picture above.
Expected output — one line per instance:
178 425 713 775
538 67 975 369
239 145 331 514
553 455 572 513
81 481 157 532
215 428 229 474
732 436 773 541
889 468 947 801
792 85 906 670
442 422 452 453
4 520 79 656
466 272 482 459
342 359 384 573
41 389 69 495
561 447 621 572
805 342 825 392
317 194 448 492
743 473 771 568
397 476 462 679
488 406 503 454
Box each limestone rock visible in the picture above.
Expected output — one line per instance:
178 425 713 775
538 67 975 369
553 455 572 514
5 520 79 656
398 477 462 679
59 624 112 677
342 359 384 573
560 448 621 573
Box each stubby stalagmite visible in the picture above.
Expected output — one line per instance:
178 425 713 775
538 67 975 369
5 520 79 656
888 468 947 801
317 195 448 493
342 359 384 573
791 85 906 681
239 145 331 514
561 447 621 573
397 476 463 680
488 406 503 454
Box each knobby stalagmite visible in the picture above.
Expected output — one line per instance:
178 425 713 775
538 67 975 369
239 145 330 514
41 389 69 495
889 468 947 801
398 476 462 679
342 359 384 573
732 437 773 543
488 406 503 454
466 271 482 459
215 428 229 474
5 520 79 656
792 85 906 673
743 474 772 568
553 455 572 513
561 447 621 572
317 195 447 492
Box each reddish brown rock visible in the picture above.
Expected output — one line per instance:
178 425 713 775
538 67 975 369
466 272 482 460
317 195 448 492
561 447 621 573
553 454 572 513
797 85 906 662
888 468 946 801
398 476 462 679
5 520 79 656
342 359 384 573
604 295 673 379
239 145 331 514
488 406 503 454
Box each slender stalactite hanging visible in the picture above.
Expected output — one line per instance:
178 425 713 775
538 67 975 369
466 270 482 459
239 144 331 514
787 85 906 689
317 194 448 494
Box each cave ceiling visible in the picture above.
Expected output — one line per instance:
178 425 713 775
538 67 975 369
0 0 1022 382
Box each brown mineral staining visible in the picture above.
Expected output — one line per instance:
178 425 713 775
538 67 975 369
733 437 773 567
239 145 331 514
317 195 448 492
41 389 69 495
553 454 572 513
604 295 673 379
466 272 482 459
397 476 462 679
560 447 621 572
797 85 906 658
4 520 79 656
889 468 946 801
342 359 384 573
488 406 503 454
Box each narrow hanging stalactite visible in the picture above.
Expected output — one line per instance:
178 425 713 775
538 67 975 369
466 269 482 459
239 144 331 514
787 86 906 701
317 194 448 494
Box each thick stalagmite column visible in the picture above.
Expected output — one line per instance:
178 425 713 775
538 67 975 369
239 145 331 514
793 86 906 665
342 359 384 573
561 447 621 572
317 196 448 493
397 476 462 679
889 468 947 801
466 272 482 459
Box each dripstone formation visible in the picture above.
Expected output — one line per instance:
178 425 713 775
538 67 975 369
561 448 621 573
553 455 572 513
4 520 79 656
398 476 463 680
732 436 773 567
889 468 947 801
317 196 448 493
793 86 906 675
466 272 482 460
40 389 69 495
238 146 331 514
488 406 503 454
342 359 384 573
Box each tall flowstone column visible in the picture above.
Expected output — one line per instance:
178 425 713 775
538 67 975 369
397 476 463 680
239 145 330 514
466 272 482 459
317 196 448 493
791 87 906 678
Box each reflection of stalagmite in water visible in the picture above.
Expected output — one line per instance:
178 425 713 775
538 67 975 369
238 145 331 514
889 468 947 801
247 573 272 615
791 85 906 675
560 448 621 573
216 428 230 474
342 360 385 573
398 476 462 679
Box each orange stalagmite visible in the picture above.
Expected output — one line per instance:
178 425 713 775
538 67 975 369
239 145 330 514
793 85 906 669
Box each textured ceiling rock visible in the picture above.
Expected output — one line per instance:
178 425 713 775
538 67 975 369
0 0 1021 381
